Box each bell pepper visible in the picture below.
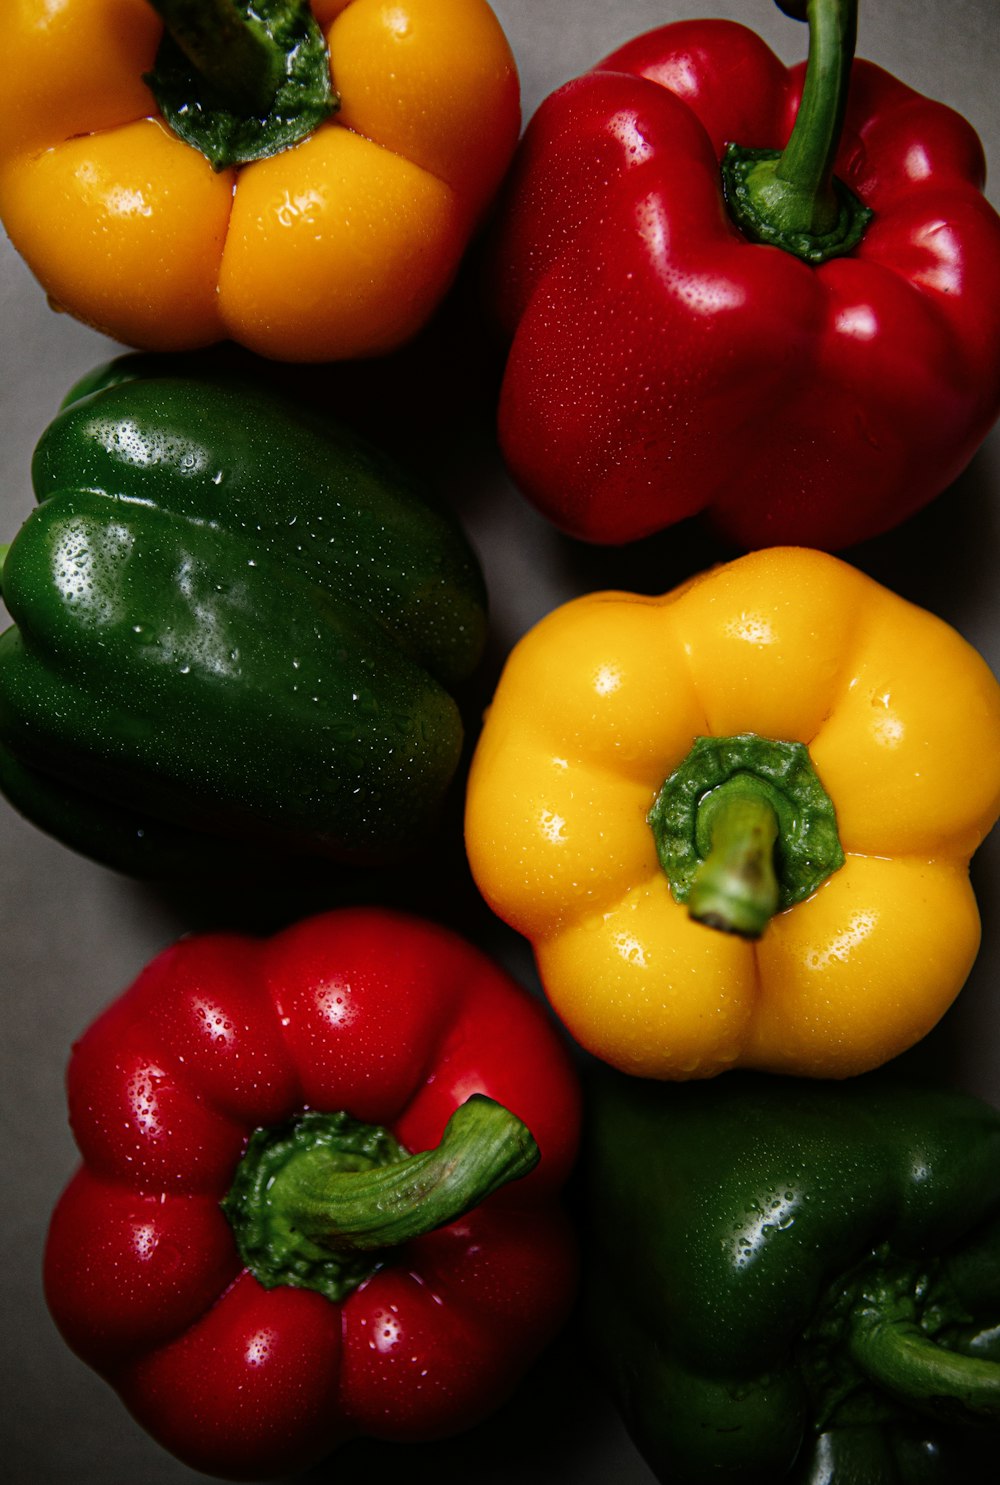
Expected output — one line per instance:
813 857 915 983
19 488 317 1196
464 547 1000 1080
488 0 1000 548
0 0 519 361
0 359 487 876
44 906 582 1479
586 1067 1000 1483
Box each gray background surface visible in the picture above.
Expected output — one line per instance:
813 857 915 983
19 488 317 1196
2 2 999 1481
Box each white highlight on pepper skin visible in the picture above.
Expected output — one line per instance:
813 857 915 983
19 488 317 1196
805 910 879 971
539 809 567 844
725 612 776 646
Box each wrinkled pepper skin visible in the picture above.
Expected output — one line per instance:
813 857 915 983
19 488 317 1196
464 547 1000 1080
489 14 1000 548
586 1068 1000 1484
0 0 519 360
44 908 582 1480
0 363 487 876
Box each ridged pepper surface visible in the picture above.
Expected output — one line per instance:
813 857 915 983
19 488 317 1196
0 361 487 876
465 547 1000 1079
587 1068 1000 1483
0 0 519 360
45 908 581 1479
489 0 1000 548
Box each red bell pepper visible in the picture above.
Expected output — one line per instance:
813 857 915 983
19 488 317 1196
44 908 581 1480
490 0 1000 548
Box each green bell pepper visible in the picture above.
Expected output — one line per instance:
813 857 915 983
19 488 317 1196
586 1069 1000 1483
0 359 487 876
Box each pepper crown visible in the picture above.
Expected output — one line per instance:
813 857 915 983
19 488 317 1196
144 0 338 170
222 1096 540 1302
722 0 872 263
805 1245 1000 1429
648 734 845 938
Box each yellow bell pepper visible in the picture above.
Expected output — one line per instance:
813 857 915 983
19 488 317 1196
465 548 1000 1080
0 0 518 360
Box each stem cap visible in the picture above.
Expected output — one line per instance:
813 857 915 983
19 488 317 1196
723 145 873 265
146 0 338 171
222 1097 540 1303
649 734 844 936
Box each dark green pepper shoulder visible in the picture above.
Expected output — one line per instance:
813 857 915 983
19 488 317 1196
0 364 487 877
585 1070 1000 1484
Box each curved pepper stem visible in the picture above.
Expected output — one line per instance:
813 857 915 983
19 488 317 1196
722 0 872 262
223 1095 540 1303
648 734 844 941
144 0 338 170
848 1282 1000 1425
686 783 781 938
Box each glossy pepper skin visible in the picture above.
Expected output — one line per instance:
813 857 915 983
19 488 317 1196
587 1068 1000 1484
44 907 582 1480
0 0 519 361
464 547 1000 1080
0 361 487 876
489 5 1000 548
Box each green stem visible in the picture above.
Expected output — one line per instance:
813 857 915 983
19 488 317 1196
686 784 781 939
282 1096 538 1252
144 0 337 170
648 734 844 936
223 1096 540 1302
146 0 282 116
721 0 872 263
849 1289 1000 1425
769 0 856 235
0 543 10 600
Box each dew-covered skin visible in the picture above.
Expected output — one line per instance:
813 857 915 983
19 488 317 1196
464 548 1000 1081
44 908 582 1479
490 19 1000 549
585 1069 1000 1485
0 0 521 360
0 371 487 873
